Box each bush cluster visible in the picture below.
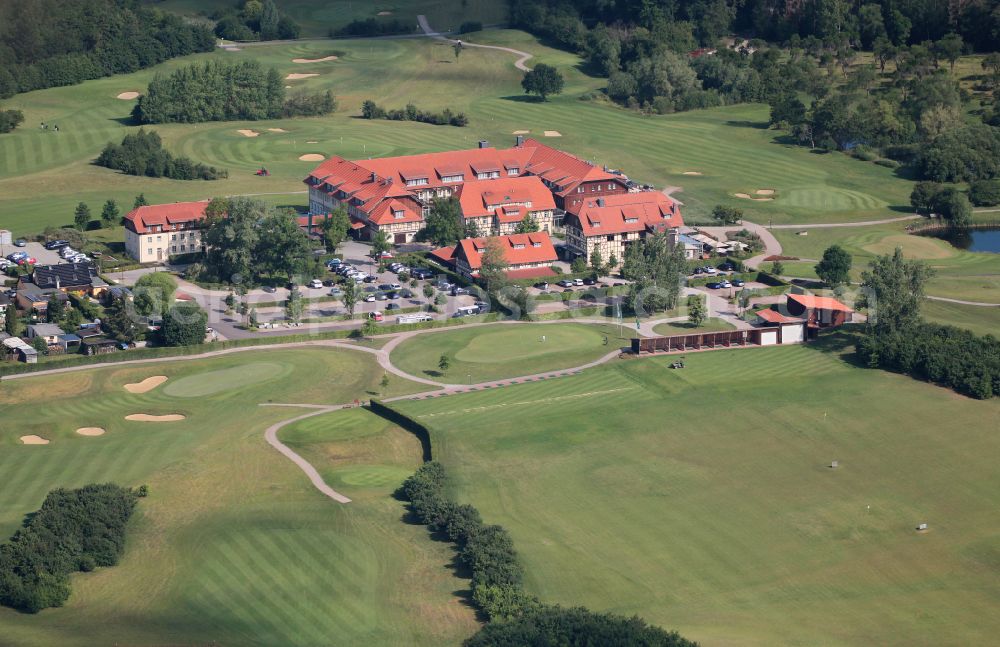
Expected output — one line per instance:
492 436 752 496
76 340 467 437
0 1 213 99
857 322 1000 399
97 129 227 180
0 109 24 134
361 100 468 127
0 484 141 613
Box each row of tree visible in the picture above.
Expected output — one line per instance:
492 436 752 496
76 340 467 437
211 0 300 42
858 247 999 399
622 231 688 315
0 0 214 98
0 484 142 613
96 129 227 180
909 182 973 227
132 61 337 124
398 460 695 644
360 100 468 127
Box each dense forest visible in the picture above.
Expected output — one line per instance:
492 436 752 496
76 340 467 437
0 0 214 98
132 61 337 123
97 129 228 180
0 484 142 613
211 0 300 41
509 0 1000 184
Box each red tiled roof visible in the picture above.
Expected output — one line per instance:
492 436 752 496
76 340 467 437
788 294 854 313
124 201 209 233
456 177 555 220
755 309 800 324
505 266 558 279
519 139 616 196
451 232 557 271
566 192 683 237
429 245 456 265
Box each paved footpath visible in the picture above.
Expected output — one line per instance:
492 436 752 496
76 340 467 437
417 15 533 71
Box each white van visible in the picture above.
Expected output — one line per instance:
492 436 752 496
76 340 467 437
396 313 434 324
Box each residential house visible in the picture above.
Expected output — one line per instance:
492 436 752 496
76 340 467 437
303 137 631 243
124 201 209 263
436 232 559 279
28 263 107 296
562 192 685 265
1 335 37 363
26 323 66 345
16 285 66 316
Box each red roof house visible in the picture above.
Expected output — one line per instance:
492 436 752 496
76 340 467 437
785 293 854 329
436 232 558 278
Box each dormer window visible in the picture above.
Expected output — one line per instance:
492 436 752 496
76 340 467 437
507 168 519 176
513 243 525 249
393 210 405 219
625 217 638 223
532 242 541 247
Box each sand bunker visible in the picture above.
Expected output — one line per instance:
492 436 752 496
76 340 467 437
124 375 168 394
512 130 530 135
755 189 775 196
237 129 260 137
20 435 49 445
543 130 562 137
377 11 393 16
267 128 288 133
734 192 774 201
76 427 106 437
292 55 338 63
682 171 702 176
126 414 186 422
299 154 325 161
306 140 318 144
116 91 139 100
286 73 318 80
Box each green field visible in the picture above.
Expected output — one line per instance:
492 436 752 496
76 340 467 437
389 323 617 382
393 342 1000 646
0 31 918 235
0 348 477 646
922 299 1000 337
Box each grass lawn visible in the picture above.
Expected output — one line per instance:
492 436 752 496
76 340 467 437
773 224 1000 304
389 322 619 383
393 342 1000 646
0 348 477 646
0 32 918 236
652 317 736 336
922 299 1000 337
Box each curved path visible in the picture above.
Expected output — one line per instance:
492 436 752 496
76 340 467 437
260 404 352 503
417 15 533 71
768 215 923 230
926 295 1000 307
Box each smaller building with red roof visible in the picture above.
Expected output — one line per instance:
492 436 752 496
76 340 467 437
435 232 558 279
124 201 209 263
785 293 854 329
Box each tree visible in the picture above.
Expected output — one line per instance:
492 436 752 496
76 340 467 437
30 336 48 354
570 257 587 273
285 287 304 323
73 202 90 231
133 193 148 209
99 200 120 228
514 213 539 234
769 93 806 128
910 181 942 215
479 238 509 295
320 207 350 250
590 244 604 275
64 307 83 331
770 260 785 276
5 303 21 337
521 64 564 101
380 373 390 393
161 301 207 346
46 294 65 323
982 53 1000 89
607 252 618 270
256 211 312 280
248 307 258 329
712 205 743 225
422 283 435 300
861 247 934 335
101 296 137 344
132 272 176 317
341 280 359 318
438 354 450 372
420 196 465 247
969 180 1000 207
687 293 707 327
202 197 260 284
362 317 378 339
815 245 852 287
933 189 972 229
371 230 390 260
259 0 280 40
224 292 236 313
933 33 964 72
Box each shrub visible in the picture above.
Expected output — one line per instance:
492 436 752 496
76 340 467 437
360 100 467 127
851 146 877 161
969 179 1000 206
97 129 227 180
874 158 900 168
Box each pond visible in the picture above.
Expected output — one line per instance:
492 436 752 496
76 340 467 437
922 227 1000 253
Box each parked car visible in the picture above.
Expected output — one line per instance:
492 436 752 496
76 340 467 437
286 281 297 290
557 279 574 288
692 267 704 274
369 311 383 321
386 302 401 310
13 239 26 247
262 285 277 293
17 256 37 266
375 292 388 301
582 277 597 285
44 239 69 250
386 291 399 300
378 283 392 291
412 268 433 280
534 282 549 290
323 279 336 287
308 279 323 289
7 252 27 261
719 280 732 289
451 286 468 296
0 259 13 269
706 282 722 289
399 288 414 298
329 287 342 296
327 258 342 267
731 279 745 287
363 274 378 283
363 285 378 293
435 280 452 290
719 263 735 272
363 294 376 302
390 282 401 290
573 278 584 286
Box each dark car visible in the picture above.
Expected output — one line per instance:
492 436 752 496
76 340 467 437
706 282 722 289
719 263 735 272
363 275 378 283
13 239 26 247
731 279 745 287
44 239 69 250
286 281 297 291
411 268 433 280
375 292 388 301
451 286 468 296
399 288 414 298
582 277 597 286
533 282 549 290
262 285 277 293
386 303 401 310
378 283 392 291
363 285 378 293
323 279 336 287
692 267 704 274
386 291 399 300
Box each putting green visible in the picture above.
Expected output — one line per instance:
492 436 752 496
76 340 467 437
162 361 288 397
862 234 955 260
334 464 415 488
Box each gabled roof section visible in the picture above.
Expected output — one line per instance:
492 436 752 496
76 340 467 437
455 177 555 219
566 191 683 237
124 201 209 232
518 138 618 194
452 232 557 271
788 294 854 313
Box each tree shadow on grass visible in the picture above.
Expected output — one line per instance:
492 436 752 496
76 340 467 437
806 326 866 367
501 94 545 103
725 119 769 129
424 369 444 377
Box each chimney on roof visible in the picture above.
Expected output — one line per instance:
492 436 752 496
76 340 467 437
515 135 524 147
370 172 377 183
478 140 489 149
597 197 605 207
